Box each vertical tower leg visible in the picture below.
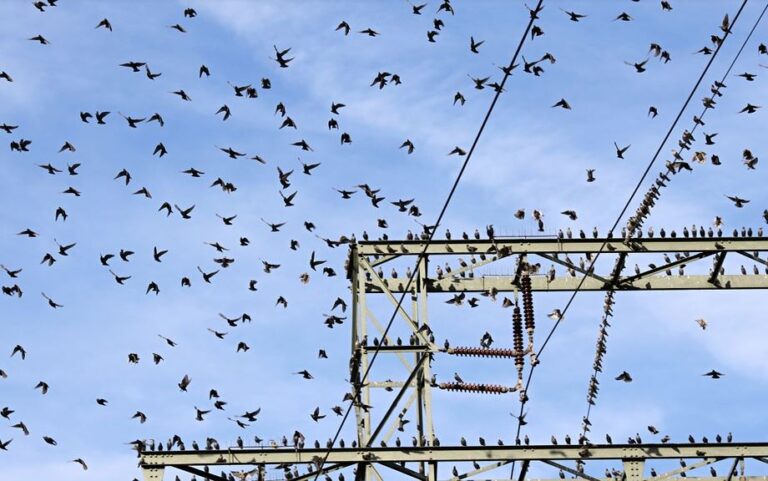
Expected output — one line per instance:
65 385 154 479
142 467 165 481
623 460 645 481
351 248 371 447
417 256 434 445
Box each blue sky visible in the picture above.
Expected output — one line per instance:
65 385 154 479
1 0 768 479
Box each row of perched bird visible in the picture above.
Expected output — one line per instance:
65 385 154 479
137 430 736 454
562 225 765 239
362 223 768 243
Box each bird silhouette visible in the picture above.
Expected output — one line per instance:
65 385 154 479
470 36 484 53
614 142 631 159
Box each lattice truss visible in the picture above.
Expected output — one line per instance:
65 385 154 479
139 235 768 481
139 443 768 481
346 236 768 455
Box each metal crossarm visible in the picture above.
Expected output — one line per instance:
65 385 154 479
140 443 768 480
353 237 768 293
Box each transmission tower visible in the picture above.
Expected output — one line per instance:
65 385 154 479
140 234 768 481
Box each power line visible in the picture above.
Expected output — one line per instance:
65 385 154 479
310 2 546 480
509 1 750 477
577 0 768 447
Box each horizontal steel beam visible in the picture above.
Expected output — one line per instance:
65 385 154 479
367 274 768 293
142 472 768 481
368 381 417 389
355 237 768 256
140 443 768 467
361 345 432 353
472 479 768 481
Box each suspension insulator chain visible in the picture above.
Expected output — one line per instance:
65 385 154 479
521 273 536 364
438 382 516 394
445 346 528 358
513 304 525 389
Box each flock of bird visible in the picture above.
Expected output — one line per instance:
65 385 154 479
1 1 767 479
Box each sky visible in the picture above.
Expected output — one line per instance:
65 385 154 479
1 0 768 480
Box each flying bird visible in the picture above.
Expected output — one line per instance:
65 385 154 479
625 59 649 73
561 9 586 21
310 407 326 422
336 21 351 35
178 374 191 391
614 142 631 159
470 36 484 53
726 195 749 208
41 292 62 308
272 45 294 68
448 146 466 156
410 2 427 14
29 35 50 45
739 104 760 114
